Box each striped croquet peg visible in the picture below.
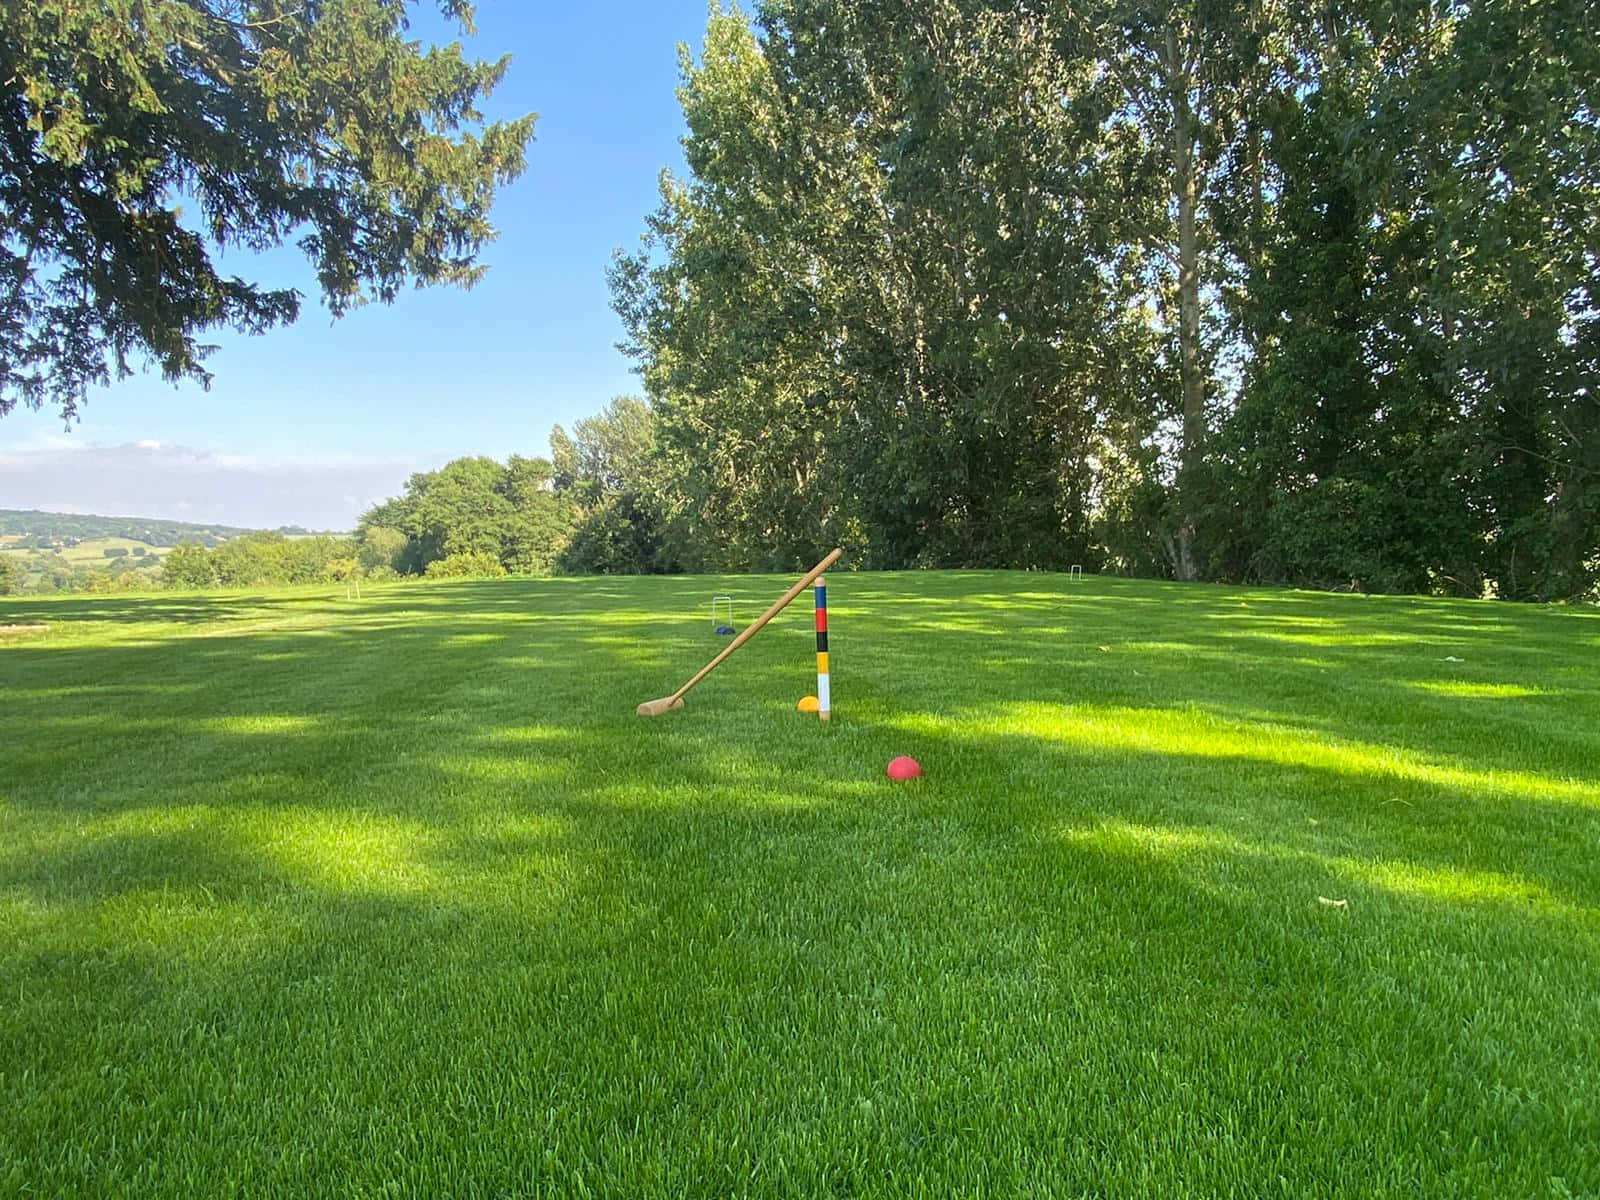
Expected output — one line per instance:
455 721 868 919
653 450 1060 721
814 575 830 721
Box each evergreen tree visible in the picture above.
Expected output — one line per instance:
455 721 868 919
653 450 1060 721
1 1 534 421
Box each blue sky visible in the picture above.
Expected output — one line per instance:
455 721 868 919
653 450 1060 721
0 2 713 529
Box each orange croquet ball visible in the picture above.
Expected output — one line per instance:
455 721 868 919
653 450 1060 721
886 756 922 781
797 695 820 713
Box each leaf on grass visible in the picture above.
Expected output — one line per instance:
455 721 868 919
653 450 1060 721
1443 655 1464 662
1098 645 1110 652
1318 896 1349 909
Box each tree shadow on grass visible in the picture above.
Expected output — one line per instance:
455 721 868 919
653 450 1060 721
5 724 1594 1196
0 591 329 627
4 573 1599 1194
8 623 1594 927
8 572 1597 812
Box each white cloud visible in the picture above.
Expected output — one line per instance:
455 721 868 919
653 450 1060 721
0 441 428 530
3 430 81 454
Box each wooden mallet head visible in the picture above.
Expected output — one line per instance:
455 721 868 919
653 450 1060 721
636 696 686 717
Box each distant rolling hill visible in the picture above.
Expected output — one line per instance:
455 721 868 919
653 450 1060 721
0 509 321 550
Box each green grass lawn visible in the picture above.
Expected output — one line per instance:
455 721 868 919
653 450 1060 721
3 573 1597 1197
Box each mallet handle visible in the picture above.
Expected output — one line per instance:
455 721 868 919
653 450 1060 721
667 548 842 706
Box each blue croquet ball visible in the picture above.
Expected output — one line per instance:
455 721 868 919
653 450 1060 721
715 625 735 636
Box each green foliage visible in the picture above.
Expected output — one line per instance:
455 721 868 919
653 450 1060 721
355 408 683 579
1203 2 1600 600
569 396 655 495
552 397 676 575
559 494 658 576
0 2 535 421
361 453 574 577
356 526 408 574
0 555 20 595
161 543 216 590
158 534 355 590
612 3 1198 572
610 0 1599 599
409 457 514 563
500 455 574 575
549 425 581 492
423 551 505 578
20 553 76 593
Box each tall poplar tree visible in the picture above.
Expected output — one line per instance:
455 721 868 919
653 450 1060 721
615 0 1598 597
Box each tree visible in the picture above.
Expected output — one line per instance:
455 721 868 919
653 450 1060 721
615 1 1148 571
162 542 215 589
1 1 535 421
359 453 575 575
560 492 663 575
1415 0 1600 600
549 425 581 492
499 455 573 573
570 396 655 495
0 554 21 594
552 397 674 574
78 567 115 593
405 456 513 563
608 0 1596 596
1214 1 1600 599
356 525 408 574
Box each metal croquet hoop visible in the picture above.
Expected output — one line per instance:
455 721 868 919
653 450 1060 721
712 594 735 635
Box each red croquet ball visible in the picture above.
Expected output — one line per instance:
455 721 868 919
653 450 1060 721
886 756 922 781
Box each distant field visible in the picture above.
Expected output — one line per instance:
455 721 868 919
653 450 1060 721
1 535 163 559
53 535 162 563
2 574 1597 1196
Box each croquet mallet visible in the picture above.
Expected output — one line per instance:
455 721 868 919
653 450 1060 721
637 548 843 717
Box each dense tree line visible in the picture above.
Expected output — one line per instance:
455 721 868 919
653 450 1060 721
356 396 677 578
0 400 673 592
608 1 1599 600
161 534 360 589
4 3 1590 600
2 533 362 593
1 547 165 594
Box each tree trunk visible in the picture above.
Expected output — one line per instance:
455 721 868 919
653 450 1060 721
1167 25 1204 582
1546 397 1600 599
